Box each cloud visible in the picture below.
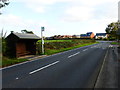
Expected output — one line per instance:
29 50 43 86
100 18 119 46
62 6 94 22
61 0 119 22
0 14 58 36
3 0 119 36
12 0 119 15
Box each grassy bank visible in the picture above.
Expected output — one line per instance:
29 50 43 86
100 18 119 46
45 42 97 55
38 40 72 43
1 57 28 67
111 42 120 45
37 39 97 55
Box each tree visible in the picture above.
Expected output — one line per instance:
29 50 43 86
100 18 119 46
105 21 120 40
0 0 9 8
21 30 34 34
0 29 7 56
0 0 10 14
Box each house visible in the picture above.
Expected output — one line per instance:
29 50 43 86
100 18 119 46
72 35 80 38
51 35 72 39
95 33 108 39
6 32 40 58
80 32 95 39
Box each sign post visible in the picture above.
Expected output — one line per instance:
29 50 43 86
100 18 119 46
118 2 120 35
118 1 120 22
41 27 45 54
118 2 120 44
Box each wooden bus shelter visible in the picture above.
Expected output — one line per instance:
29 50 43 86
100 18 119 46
6 32 40 58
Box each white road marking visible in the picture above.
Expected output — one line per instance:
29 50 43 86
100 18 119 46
68 52 80 58
94 46 97 48
16 77 19 80
83 49 88 51
29 61 60 75
109 45 113 47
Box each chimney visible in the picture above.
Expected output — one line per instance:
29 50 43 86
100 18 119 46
11 31 14 33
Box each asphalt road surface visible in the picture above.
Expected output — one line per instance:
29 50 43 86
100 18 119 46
2 42 110 88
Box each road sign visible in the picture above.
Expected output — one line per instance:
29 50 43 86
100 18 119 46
41 27 45 31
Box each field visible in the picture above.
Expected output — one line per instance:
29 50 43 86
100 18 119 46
37 39 97 55
37 40 72 43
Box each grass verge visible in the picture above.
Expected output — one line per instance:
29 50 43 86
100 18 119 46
111 42 120 45
45 42 98 55
1 57 28 67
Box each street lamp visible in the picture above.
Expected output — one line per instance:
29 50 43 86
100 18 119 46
41 27 45 54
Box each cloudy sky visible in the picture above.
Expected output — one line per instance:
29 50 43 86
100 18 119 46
0 0 119 37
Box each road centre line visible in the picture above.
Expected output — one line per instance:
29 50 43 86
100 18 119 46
29 61 60 75
68 52 80 58
83 48 88 51
91 47 94 48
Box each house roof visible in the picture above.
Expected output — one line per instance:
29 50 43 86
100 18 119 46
87 32 92 34
96 33 106 36
10 32 40 39
86 32 93 36
80 34 87 37
80 32 93 37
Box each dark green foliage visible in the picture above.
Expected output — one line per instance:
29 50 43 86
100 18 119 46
0 0 10 14
21 30 34 34
2 39 7 56
105 22 120 40
0 0 9 9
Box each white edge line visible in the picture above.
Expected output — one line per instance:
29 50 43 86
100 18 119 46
68 52 80 58
29 61 60 75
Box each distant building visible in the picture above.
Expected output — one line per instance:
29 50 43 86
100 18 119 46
72 35 80 38
80 32 95 39
51 35 72 39
95 33 108 39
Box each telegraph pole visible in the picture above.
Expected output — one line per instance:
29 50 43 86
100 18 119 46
118 1 120 27
118 1 120 44
41 27 45 54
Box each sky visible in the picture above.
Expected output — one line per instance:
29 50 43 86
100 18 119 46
0 0 120 37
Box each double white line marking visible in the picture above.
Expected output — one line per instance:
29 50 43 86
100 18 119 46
29 61 60 75
68 52 80 58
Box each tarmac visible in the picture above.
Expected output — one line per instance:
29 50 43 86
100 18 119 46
94 45 119 88
18 44 120 88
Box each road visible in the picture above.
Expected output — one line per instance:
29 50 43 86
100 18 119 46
2 42 110 88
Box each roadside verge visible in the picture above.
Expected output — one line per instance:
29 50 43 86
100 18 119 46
94 45 118 88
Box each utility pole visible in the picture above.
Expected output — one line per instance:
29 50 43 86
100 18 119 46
41 27 45 54
118 1 120 28
118 1 120 44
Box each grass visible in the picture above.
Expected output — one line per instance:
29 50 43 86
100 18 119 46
111 42 120 45
1 57 28 67
38 40 72 43
45 42 98 55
